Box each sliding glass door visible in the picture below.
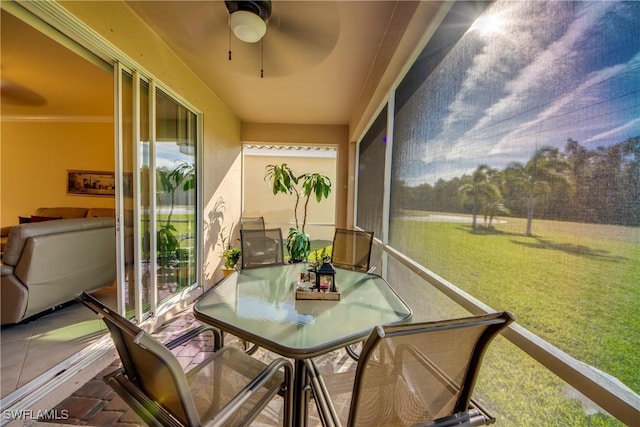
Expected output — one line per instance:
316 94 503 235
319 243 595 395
116 66 199 321
155 88 197 305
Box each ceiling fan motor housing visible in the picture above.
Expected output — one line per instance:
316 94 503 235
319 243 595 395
225 0 272 43
225 0 272 21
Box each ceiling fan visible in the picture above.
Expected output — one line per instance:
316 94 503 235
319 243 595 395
225 0 272 43
219 0 340 77
125 0 341 78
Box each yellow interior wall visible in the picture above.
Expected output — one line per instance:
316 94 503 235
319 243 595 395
3 0 244 285
1 121 114 227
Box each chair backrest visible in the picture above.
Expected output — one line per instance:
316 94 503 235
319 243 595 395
331 228 374 272
76 292 200 426
348 312 514 427
240 228 285 269
241 216 265 231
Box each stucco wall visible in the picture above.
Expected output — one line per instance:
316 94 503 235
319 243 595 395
242 122 350 230
243 151 337 242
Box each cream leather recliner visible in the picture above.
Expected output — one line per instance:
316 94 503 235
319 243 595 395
1 217 116 325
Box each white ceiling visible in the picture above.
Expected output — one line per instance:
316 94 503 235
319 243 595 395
1 1 443 129
125 1 416 126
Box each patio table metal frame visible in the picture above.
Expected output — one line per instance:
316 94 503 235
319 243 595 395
193 263 412 426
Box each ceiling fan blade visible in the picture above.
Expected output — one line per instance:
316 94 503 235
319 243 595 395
1 80 47 107
128 1 228 49
233 1 337 77
126 0 341 78
270 1 340 43
265 1 340 68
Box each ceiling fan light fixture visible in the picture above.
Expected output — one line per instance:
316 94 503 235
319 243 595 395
230 10 266 43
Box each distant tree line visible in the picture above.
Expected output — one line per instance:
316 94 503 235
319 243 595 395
392 136 640 234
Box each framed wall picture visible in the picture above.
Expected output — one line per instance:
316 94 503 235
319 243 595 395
67 170 116 197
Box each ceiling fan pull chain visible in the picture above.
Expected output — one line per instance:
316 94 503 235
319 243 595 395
228 26 232 61
260 39 264 78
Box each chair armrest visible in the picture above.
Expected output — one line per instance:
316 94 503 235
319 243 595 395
205 355 294 427
416 408 490 427
467 399 495 425
105 369 182 427
164 324 222 351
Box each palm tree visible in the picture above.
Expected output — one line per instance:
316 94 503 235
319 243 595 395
458 165 501 230
505 147 569 236
483 202 511 228
158 162 195 227
157 162 195 266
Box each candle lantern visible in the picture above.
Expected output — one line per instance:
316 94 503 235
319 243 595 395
316 261 336 292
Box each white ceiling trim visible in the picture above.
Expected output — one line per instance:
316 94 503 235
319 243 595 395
244 144 337 158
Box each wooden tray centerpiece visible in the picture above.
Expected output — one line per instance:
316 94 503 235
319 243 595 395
295 261 340 301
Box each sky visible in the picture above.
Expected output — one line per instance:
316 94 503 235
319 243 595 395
142 141 195 171
394 0 640 187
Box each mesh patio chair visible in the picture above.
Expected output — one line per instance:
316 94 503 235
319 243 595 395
306 311 515 427
331 228 374 273
240 228 285 269
331 228 375 360
234 216 271 354
241 216 266 231
77 292 293 427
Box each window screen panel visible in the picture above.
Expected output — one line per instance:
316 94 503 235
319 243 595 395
356 106 387 238
388 0 640 403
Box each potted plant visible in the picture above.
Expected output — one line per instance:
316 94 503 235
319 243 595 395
219 225 242 274
176 247 195 286
156 222 180 288
157 223 180 268
223 247 242 270
264 163 332 262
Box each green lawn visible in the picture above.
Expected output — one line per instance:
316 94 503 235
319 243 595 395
140 213 196 246
390 213 639 426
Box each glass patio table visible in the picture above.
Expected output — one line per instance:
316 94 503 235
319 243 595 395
193 263 412 425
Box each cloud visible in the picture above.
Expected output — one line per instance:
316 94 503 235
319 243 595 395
454 2 606 155
396 1 637 187
434 1 616 162
582 117 640 146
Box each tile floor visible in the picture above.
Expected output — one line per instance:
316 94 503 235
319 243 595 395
0 287 116 398
1 291 356 426
46 306 358 426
